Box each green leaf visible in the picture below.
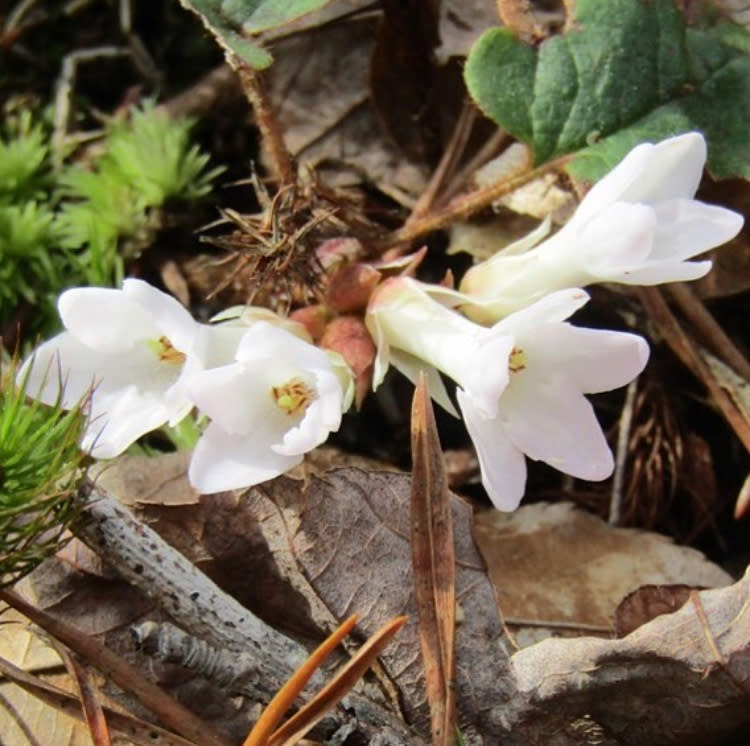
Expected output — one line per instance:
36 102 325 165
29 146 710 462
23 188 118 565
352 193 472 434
465 0 750 180
571 35 750 180
176 0 334 69
464 28 536 144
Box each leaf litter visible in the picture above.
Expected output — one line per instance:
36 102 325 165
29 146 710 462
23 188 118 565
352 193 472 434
2 0 749 744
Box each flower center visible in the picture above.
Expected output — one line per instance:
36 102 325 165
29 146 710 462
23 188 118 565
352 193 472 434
147 336 186 365
272 377 317 416
509 346 528 374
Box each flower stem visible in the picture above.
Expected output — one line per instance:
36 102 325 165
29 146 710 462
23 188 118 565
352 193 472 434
236 63 295 187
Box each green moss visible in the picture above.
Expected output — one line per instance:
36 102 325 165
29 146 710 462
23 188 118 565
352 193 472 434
0 104 224 336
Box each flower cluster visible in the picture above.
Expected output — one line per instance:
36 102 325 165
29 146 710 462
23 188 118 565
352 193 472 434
366 132 742 510
19 132 743 509
20 280 353 494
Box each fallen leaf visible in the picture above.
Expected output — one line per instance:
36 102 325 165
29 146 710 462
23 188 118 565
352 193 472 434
613 584 698 637
90 451 197 507
0 606 91 746
474 502 732 645
509 571 750 745
251 469 515 742
409 377 456 746
267 14 428 201
370 0 441 166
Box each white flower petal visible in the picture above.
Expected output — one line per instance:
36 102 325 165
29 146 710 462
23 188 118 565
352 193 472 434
20 330 182 455
494 288 590 335
122 279 197 352
236 321 329 372
576 133 705 220
614 259 712 285
503 376 614 481
274 368 343 455
573 202 656 277
20 332 98 409
651 199 744 261
574 142 653 219
523 325 649 393
81 386 169 458
619 132 706 204
59 288 157 352
389 350 459 417
189 363 282 436
457 390 528 511
189 422 300 494
367 277 512 416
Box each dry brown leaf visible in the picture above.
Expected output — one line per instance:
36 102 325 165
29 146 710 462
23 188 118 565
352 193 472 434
474 502 732 645
90 451 197 507
267 14 428 201
0 606 92 746
437 0 501 60
509 570 750 745
0 590 230 746
370 0 441 166
613 584 698 638
409 377 456 746
249 469 515 743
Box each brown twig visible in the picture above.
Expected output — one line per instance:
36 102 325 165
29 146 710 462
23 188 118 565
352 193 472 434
158 63 243 120
0 654 197 746
0 589 232 746
440 127 508 205
236 62 295 186
610 376 639 525
407 101 477 222
373 154 572 250
663 282 750 382
638 287 750 452
57 645 113 746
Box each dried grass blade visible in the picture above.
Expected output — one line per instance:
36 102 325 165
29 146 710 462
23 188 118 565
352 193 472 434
0 589 229 746
410 373 457 746
267 616 407 746
58 644 112 746
242 614 358 746
0 654 198 746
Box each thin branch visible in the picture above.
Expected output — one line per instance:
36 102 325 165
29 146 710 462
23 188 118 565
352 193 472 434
373 154 572 250
610 377 639 525
236 63 295 187
664 282 750 382
638 287 750 452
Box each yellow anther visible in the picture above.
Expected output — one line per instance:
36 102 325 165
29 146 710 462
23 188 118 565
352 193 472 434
509 346 528 373
147 336 186 364
272 378 316 416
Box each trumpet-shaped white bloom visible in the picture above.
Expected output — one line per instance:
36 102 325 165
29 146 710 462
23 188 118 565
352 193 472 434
188 321 352 494
366 278 649 511
459 132 744 323
20 279 207 458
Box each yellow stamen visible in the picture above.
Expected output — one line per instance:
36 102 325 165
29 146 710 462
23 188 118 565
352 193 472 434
272 378 317 416
509 346 528 373
147 336 186 364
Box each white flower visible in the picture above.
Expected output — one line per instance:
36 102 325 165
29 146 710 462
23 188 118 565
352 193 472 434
20 279 205 458
366 277 516 419
366 278 649 511
187 321 352 494
459 132 744 323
